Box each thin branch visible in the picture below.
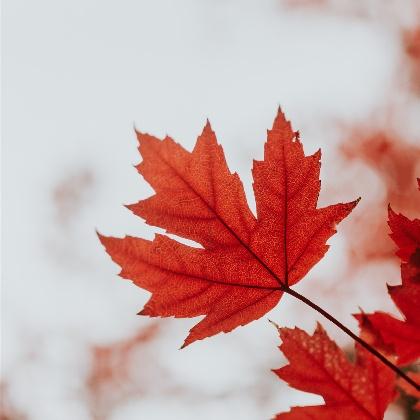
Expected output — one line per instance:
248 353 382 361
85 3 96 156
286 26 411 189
282 285 420 391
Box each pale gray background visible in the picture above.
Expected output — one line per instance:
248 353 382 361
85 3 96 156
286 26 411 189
3 1 420 419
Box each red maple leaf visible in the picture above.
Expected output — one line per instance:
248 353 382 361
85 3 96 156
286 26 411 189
99 110 357 347
356 181 420 365
273 323 396 419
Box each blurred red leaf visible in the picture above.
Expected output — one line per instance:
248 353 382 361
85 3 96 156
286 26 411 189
87 323 160 392
356 184 420 365
0 383 26 420
52 169 94 225
403 26 420 93
86 324 160 419
273 323 396 419
341 131 420 264
99 110 357 347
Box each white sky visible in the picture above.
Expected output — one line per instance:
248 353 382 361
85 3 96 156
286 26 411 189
3 1 419 419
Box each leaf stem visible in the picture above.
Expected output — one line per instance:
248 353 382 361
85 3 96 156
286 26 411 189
282 285 420 391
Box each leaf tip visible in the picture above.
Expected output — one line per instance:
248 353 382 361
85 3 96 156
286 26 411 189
387 203 396 219
124 202 137 214
314 321 326 334
133 125 144 142
96 230 108 246
180 335 195 349
353 197 362 207
352 306 366 319
203 118 213 133
313 148 321 160
272 107 289 130
137 307 153 317
344 197 361 214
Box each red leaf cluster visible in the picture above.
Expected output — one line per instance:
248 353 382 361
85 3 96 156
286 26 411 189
274 179 420 417
356 180 420 366
100 111 419 418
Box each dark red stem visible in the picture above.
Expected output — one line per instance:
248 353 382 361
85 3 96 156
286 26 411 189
283 285 420 391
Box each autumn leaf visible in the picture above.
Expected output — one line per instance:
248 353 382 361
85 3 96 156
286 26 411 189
99 110 358 347
273 323 396 419
356 185 420 365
